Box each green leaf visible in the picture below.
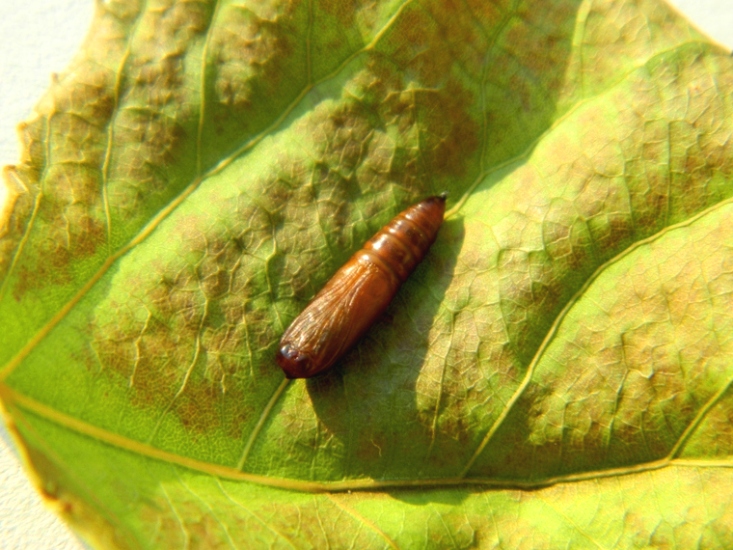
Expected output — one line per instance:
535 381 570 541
2 0 733 547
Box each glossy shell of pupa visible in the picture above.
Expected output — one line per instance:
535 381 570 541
276 194 446 378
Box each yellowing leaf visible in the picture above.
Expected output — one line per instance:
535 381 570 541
2 0 733 547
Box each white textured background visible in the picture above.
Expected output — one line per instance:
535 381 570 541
0 1 731 549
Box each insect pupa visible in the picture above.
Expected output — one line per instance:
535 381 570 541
276 194 446 378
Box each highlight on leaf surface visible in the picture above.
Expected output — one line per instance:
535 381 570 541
2 0 733 548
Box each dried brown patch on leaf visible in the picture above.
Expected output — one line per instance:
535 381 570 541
126 0 212 106
298 100 407 254
591 49 733 235
475 50 733 367
124 75 196 217
436 0 495 63
39 73 114 154
418 81 480 179
406 308 498 471
660 53 733 220
93 270 201 403
97 299 204 429
473 209 733 479
369 6 486 184
625 118 672 231
91 198 287 438
318 0 360 26
106 0 214 221
463 0 514 25
349 55 480 192
384 0 490 87
580 0 701 94
6 70 114 297
434 122 728 475
317 104 375 178
512 0 576 87
262 166 338 302
543 198 597 277
418 221 525 440
267 91 452 304
387 8 454 87
491 320 688 478
476 172 576 364
212 1 298 111
462 0 577 163
497 247 564 359
0 0 133 284
199 0 311 170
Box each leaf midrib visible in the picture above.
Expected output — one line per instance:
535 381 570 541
5 379 732 494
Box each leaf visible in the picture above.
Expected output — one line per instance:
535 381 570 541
2 0 733 547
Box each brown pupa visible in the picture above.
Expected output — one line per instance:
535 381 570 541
276 194 447 378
